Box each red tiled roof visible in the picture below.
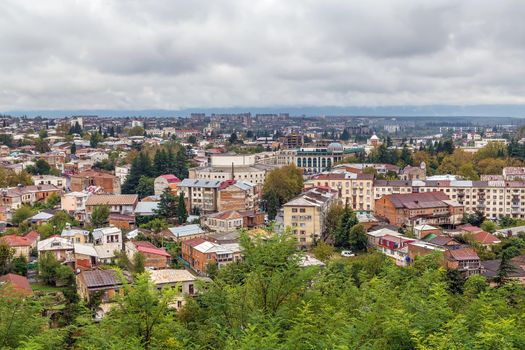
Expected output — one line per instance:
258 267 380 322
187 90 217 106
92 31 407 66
447 248 479 261
472 231 500 245
136 245 171 257
24 230 40 243
460 225 483 233
159 174 181 183
184 237 208 248
386 191 450 209
1 234 32 247
0 273 32 295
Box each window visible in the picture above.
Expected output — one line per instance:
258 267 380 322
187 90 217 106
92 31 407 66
299 208 306 213
189 284 194 294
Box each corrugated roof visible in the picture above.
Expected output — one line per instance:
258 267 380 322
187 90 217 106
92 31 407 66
86 194 138 206
148 269 196 285
178 179 222 188
447 248 479 261
80 269 121 288
168 224 205 237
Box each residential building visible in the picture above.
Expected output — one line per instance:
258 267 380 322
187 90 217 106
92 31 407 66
61 191 89 222
283 187 337 248
181 238 242 274
0 232 39 258
92 226 122 263
295 143 363 174
166 224 207 242
0 184 62 210
217 180 258 211
178 179 222 214
32 175 66 190
148 269 198 309
85 194 138 218
306 172 374 211
154 174 181 195
444 248 481 276
37 236 74 262
76 269 127 303
70 170 121 194
0 273 32 296
374 191 464 227
400 162 427 181
125 241 171 269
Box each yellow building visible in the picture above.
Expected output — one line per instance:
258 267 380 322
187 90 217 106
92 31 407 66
283 187 337 249
305 172 374 211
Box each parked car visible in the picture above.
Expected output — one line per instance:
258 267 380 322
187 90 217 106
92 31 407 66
341 250 355 257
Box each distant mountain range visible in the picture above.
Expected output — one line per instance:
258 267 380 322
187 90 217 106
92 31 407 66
6 104 525 118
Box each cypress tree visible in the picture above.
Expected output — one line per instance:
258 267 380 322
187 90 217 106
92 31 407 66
177 192 188 224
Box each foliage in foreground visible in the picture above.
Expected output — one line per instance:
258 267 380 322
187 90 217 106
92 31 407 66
4 231 525 349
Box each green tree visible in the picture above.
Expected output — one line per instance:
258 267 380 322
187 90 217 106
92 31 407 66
480 220 497 233
348 223 368 252
70 142 76 154
90 131 103 148
229 132 238 144
122 152 153 194
0 285 49 348
312 241 335 262
12 205 33 226
11 256 28 276
140 217 168 234
495 249 516 286
0 241 14 274
177 192 188 224
91 205 110 228
154 188 178 220
136 176 154 199
127 126 145 136
262 165 303 208
133 252 145 274
25 159 56 175
333 204 358 248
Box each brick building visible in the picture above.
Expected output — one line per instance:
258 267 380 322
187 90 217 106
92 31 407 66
70 170 121 194
374 191 464 227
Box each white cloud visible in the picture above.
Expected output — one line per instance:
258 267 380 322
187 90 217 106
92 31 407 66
1 0 525 111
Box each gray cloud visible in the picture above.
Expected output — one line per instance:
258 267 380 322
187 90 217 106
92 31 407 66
1 0 525 111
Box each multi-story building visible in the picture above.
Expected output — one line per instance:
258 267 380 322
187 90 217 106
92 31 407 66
61 191 89 222
0 184 62 210
375 191 464 227
178 179 222 214
295 143 363 174
444 248 481 277
154 174 181 195
85 194 138 218
189 153 273 185
305 172 374 211
283 187 337 248
70 170 121 194
181 237 242 275
32 175 67 190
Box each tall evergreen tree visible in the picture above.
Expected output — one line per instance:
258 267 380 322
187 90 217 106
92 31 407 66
122 152 153 194
177 192 188 224
174 147 188 179
153 149 169 176
154 188 178 220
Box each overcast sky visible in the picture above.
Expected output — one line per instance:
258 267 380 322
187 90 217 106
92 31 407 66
2 0 525 111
